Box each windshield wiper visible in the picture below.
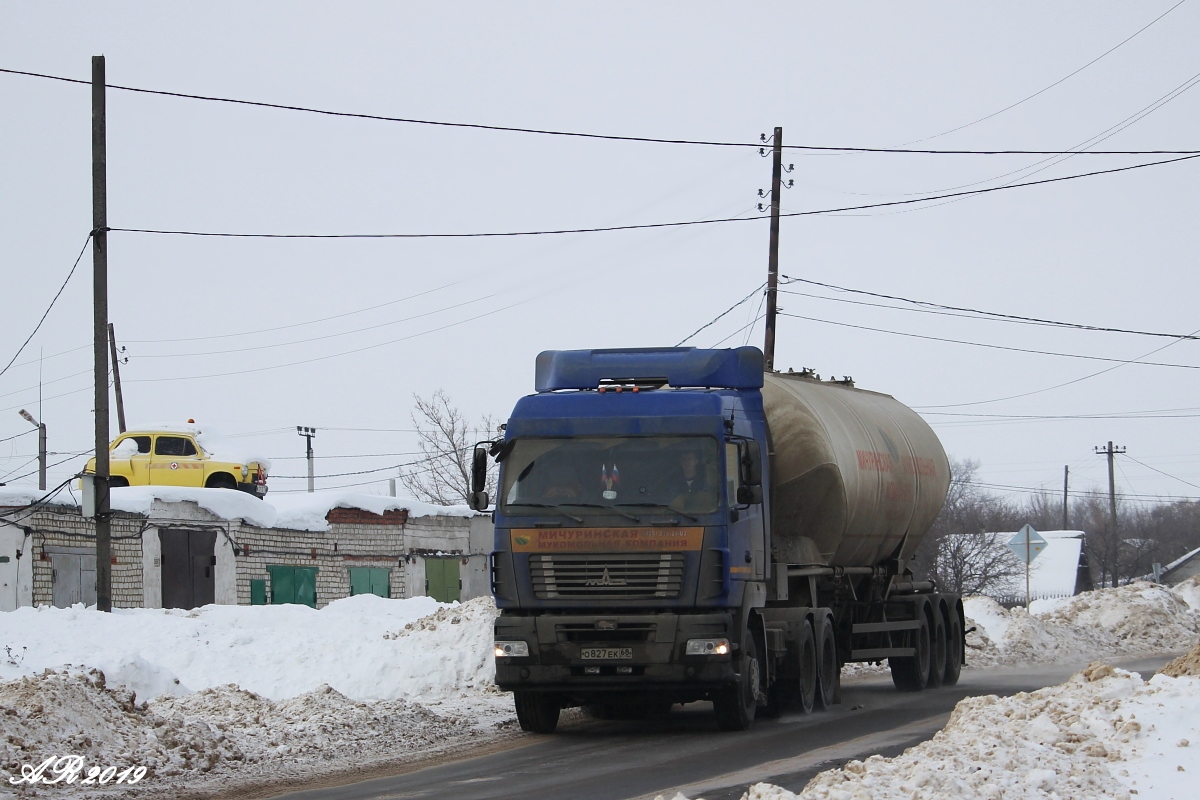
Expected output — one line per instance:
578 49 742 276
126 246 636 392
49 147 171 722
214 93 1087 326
614 502 699 523
504 503 584 523
558 503 641 523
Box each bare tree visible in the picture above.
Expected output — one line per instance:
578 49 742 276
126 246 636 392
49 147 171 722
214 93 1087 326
914 458 1024 595
398 390 498 506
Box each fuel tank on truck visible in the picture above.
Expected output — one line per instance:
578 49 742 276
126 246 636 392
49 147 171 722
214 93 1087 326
762 372 950 568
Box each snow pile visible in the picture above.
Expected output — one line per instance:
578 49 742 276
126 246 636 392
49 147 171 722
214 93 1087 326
0 594 498 705
0 668 237 780
964 580 1200 668
1158 640 1200 678
662 662 1200 800
0 597 510 797
3 483 475 532
109 485 278 528
269 490 474 532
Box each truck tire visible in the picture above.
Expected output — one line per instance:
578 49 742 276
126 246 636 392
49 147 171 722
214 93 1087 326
815 619 839 710
943 609 963 686
714 632 759 731
797 620 817 714
927 608 948 689
514 692 561 733
890 613 931 692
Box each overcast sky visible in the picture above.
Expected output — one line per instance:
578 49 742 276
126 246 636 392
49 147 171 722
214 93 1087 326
2 2 1198 511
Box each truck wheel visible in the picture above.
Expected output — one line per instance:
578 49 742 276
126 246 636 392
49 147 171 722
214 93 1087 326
514 692 560 733
889 613 931 692
815 619 839 710
796 620 817 714
943 610 963 686
714 633 759 731
927 609 948 689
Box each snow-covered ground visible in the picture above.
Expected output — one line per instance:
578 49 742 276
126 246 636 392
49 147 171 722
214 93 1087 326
0 577 1197 799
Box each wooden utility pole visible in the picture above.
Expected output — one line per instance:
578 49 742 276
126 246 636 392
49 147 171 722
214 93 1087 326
92 55 112 613
1095 441 1126 587
762 126 782 371
108 323 126 433
1062 465 1069 531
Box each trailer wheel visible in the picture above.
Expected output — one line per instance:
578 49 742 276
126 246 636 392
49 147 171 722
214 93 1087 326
714 631 759 731
889 613 931 692
927 609 948 689
943 609 963 686
815 619 839 710
514 692 561 733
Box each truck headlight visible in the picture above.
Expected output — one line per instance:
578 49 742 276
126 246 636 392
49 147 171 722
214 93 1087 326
494 641 529 658
685 638 730 656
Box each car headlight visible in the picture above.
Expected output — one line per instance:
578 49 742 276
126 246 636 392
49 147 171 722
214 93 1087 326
494 641 530 658
685 638 730 656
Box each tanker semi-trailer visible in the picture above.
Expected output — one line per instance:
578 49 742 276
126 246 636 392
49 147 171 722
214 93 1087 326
470 346 964 733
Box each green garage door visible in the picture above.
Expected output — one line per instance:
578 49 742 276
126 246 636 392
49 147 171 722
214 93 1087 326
424 558 460 603
349 567 390 598
267 565 319 607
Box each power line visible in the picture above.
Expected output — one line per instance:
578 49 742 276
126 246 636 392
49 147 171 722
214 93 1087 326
0 429 35 445
780 276 1200 341
914 324 1200 410
778 311 1200 369
102 153 1200 241
123 281 460 344
1122 453 1200 492
0 234 92 379
124 298 533 383
900 0 1191 145
676 283 764 346
132 292 500 358
2 66 1197 156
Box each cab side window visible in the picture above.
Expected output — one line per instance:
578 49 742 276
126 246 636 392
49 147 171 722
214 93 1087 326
725 442 742 503
155 436 196 456
132 436 151 454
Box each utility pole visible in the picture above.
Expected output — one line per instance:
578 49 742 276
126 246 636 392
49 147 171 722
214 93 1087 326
108 323 126 434
92 55 112 613
1094 441 1126 587
17 410 46 491
1062 465 1069 531
297 426 316 493
762 126 783 372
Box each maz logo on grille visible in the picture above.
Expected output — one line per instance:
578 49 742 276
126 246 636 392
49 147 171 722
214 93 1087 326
585 568 627 587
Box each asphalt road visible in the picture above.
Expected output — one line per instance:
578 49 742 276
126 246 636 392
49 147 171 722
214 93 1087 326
270 655 1172 800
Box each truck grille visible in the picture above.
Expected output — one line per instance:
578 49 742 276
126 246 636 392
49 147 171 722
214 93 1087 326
529 553 685 599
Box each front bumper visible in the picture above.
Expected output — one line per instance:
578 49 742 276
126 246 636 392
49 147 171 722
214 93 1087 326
238 480 268 497
494 611 737 697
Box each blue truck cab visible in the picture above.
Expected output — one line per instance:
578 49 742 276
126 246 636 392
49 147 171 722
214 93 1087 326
486 347 773 730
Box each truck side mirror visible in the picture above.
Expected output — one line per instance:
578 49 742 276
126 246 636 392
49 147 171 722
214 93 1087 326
742 440 762 487
469 446 490 511
736 485 763 505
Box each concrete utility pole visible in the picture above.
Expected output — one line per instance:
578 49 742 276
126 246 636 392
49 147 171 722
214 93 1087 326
297 426 316 493
108 323 126 434
1095 441 1126 587
92 55 112 613
1062 465 1069 531
762 126 783 372
17 410 46 490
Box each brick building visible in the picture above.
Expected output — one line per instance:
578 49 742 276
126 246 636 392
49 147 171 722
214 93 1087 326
0 487 491 611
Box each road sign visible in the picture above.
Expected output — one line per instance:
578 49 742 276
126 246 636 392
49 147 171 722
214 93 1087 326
1007 524 1047 564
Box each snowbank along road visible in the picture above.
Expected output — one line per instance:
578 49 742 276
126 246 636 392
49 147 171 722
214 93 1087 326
0 577 1195 799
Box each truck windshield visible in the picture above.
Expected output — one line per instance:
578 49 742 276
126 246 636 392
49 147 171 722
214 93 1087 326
501 436 721 515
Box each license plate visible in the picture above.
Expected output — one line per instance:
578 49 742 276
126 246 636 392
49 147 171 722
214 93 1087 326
580 647 633 660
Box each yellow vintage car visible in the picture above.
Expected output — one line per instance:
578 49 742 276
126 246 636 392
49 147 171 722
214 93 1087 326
83 424 269 496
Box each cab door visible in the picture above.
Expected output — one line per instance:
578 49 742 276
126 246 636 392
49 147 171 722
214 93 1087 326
150 435 205 487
